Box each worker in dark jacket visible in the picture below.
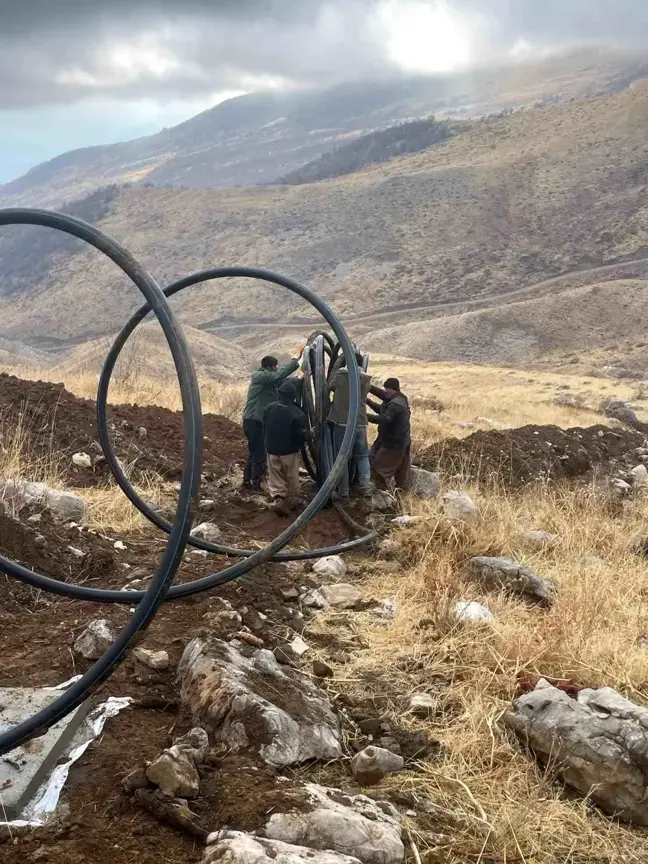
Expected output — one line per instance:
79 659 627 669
263 380 310 515
367 377 411 491
328 353 373 502
242 350 302 490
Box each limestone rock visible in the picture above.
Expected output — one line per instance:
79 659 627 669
312 556 347 579
179 638 342 767
632 465 648 487
522 530 560 548
319 584 363 609
505 683 648 825
133 647 170 670
391 515 418 527
72 452 92 469
191 522 221 542
203 832 363 864
453 601 493 624
409 467 439 499
263 783 404 864
409 693 438 718
74 619 116 659
137 426 148 441
351 746 404 786
146 728 208 799
467 556 554 606
290 636 310 658
442 491 479 525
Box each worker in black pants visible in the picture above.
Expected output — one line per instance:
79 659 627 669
242 349 303 490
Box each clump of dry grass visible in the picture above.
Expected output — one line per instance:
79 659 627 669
319 467 648 862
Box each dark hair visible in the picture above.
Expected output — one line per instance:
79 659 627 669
383 377 400 391
261 355 278 369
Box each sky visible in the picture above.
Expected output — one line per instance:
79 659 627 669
1 0 648 183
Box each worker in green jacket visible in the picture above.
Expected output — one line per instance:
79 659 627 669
242 349 303 490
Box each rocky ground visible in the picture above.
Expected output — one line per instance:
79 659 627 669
4 376 648 863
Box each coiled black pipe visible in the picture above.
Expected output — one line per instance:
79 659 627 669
0 208 203 755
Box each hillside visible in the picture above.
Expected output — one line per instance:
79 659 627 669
1 47 648 209
278 117 464 184
3 82 648 374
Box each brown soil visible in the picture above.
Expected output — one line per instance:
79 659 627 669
0 373 246 485
421 423 648 487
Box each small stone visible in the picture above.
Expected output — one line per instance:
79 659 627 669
313 659 334 678
632 465 648 487
231 631 265 648
280 586 300 602
351 745 404 785
74 619 116 659
522 530 561 547
409 693 438 718
453 601 494 624
371 490 396 511
122 766 150 792
68 546 85 558
613 478 632 492
190 522 221 542
409 467 439 499
319 583 363 609
72 452 92 469
467 556 554 606
312 555 347 579
34 533 46 545
301 589 327 609
114 540 127 551
133 647 170 670
391 515 418 527
199 499 215 510
137 426 148 441
442 491 480 525
290 635 310 657
27 513 42 524
273 646 297 667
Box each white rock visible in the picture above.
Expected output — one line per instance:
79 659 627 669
505 684 648 826
146 728 208 799
199 499 215 510
351 746 404 785
371 490 396 512
74 619 116 659
613 478 632 492
133 647 170 670
632 465 648 487
301 589 327 609
179 638 342 767
191 522 221 542
68 546 85 559
391 515 418 527
312 556 347 579
203 832 363 864
409 467 439 499
137 426 148 441
409 693 438 718
453 601 494 624
442 491 480 525
114 540 127 551
72 452 92 469
522 530 561 548
290 636 310 658
263 783 404 864
319 584 363 609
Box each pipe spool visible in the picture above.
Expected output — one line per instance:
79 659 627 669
0 211 377 756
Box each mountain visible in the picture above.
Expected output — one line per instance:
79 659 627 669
2 80 648 374
2 47 648 210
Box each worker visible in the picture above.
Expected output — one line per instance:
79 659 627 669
263 379 310 515
242 349 303 491
367 377 411 492
328 352 373 503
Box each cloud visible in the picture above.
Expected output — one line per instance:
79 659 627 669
2 0 648 111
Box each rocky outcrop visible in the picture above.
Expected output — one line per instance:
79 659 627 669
179 638 342 767
505 681 648 825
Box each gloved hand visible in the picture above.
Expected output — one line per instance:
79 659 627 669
294 344 305 358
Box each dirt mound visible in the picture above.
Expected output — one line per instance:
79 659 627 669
420 423 648 486
0 373 246 485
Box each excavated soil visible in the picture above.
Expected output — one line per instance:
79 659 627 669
421 423 648 487
0 373 246 485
